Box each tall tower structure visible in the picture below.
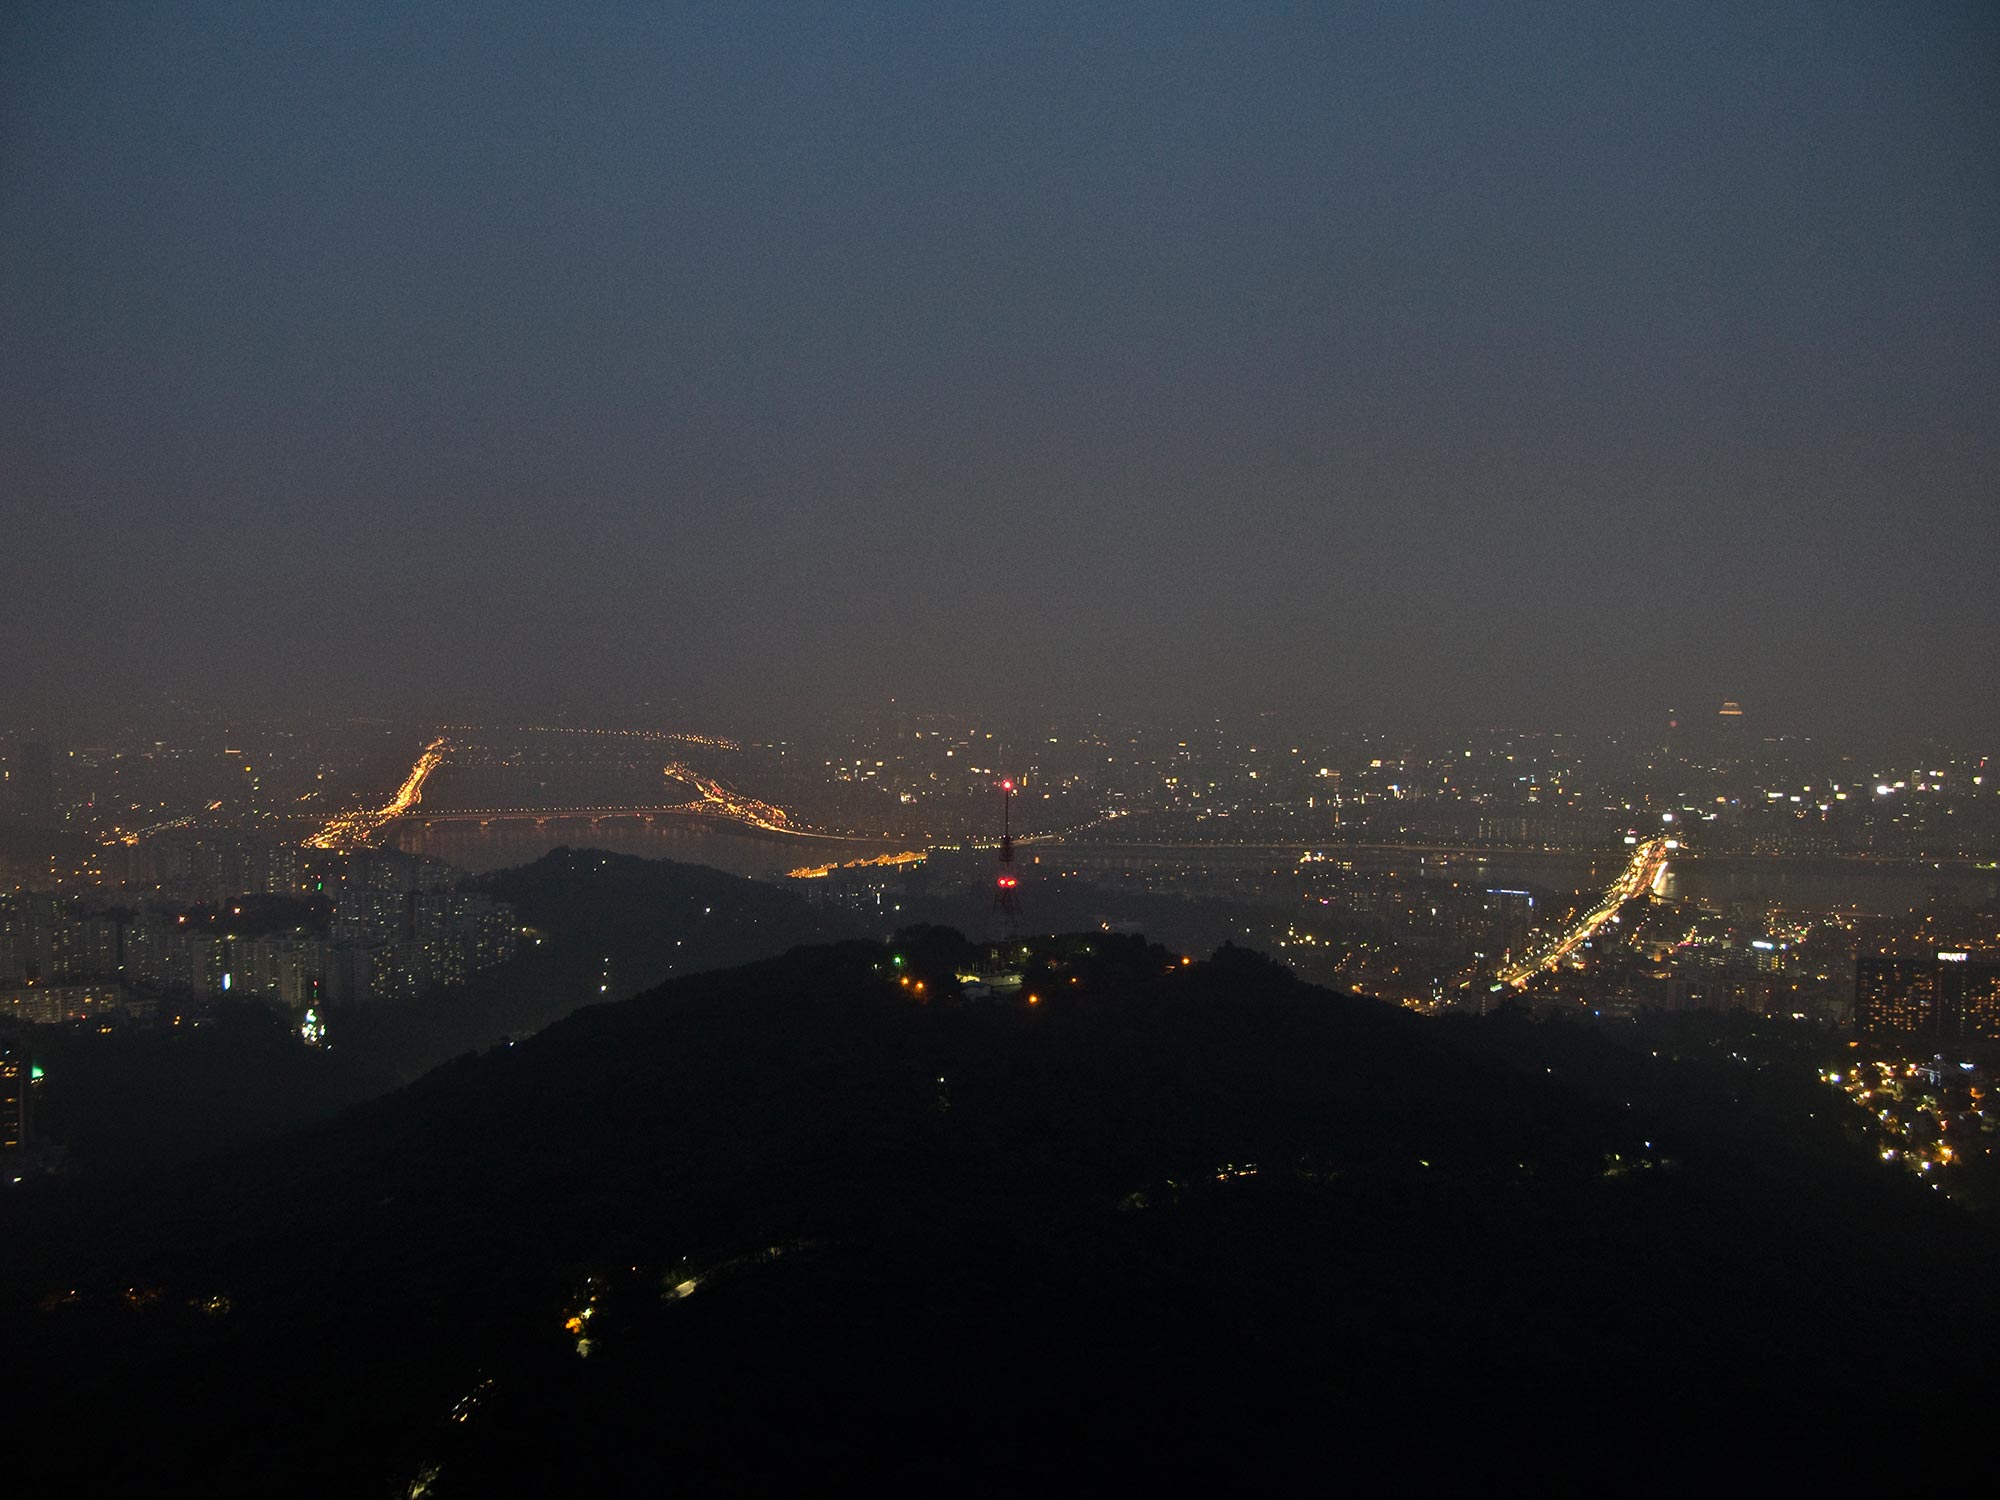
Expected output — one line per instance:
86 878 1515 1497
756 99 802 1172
993 778 1022 927
1712 699 1748 778
0 1042 30 1157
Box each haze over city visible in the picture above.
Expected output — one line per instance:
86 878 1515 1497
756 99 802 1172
5 2 1996 737
4 5 1998 1494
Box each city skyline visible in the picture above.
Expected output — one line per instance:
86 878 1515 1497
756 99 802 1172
5 11 1999 1484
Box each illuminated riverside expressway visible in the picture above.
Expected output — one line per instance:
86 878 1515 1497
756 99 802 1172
1488 835 1673 990
303 739 895 853
310 745 1677 974
305 737 450 851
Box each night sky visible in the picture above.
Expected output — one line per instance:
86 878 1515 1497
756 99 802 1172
4 3 1995 737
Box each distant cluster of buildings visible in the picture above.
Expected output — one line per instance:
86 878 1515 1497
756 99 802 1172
752 701 2000 862
121 835 309 905
0 845 518 1020
317 884 519 1004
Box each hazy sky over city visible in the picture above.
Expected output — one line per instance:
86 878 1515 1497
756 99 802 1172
4 2 1995 737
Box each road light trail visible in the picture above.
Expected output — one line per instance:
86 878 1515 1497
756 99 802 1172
663 763 801 834
105 814 199 848
305 736 450 850
302 736 853 852
787 850 927 879
1492 836 1670 988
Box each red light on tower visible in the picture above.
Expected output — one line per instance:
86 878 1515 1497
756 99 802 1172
994 776 1021 927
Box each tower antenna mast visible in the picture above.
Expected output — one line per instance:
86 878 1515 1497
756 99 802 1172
994 778 1022 927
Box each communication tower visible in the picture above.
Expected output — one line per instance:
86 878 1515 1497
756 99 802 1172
993 778 1022 926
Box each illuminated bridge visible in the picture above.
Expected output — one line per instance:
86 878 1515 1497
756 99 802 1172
396 805 893 843
305 735 902 851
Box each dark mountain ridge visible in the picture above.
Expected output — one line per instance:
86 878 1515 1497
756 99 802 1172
6 931 1993 1492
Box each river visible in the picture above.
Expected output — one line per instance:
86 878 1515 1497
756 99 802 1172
392 815 1999 915
389 813 892 879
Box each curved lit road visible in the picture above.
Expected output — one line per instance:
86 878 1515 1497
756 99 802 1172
305 737 450 850
304 739 891 850
1492 836 1671 988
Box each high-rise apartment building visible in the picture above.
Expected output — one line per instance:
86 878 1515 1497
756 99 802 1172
1857 953 2000 1044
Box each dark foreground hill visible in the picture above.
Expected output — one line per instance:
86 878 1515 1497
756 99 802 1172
331 846 867 1084
18 849 863 1172
5 935 1994 1493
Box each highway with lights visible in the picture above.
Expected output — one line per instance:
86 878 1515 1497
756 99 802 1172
1491 835 1672 988
304 737 451 850
304 738 899 850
